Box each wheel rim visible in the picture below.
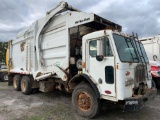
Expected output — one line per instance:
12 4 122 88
4 74 8 81
13 79 17 89
77 92 92 111
21 80 27 92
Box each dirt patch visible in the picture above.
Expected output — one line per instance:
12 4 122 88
0 82 160 120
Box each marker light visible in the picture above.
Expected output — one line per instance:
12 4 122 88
105 90 111 94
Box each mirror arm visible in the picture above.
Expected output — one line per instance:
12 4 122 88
96 55 104 61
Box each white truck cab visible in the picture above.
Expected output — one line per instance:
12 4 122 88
81 29 155 98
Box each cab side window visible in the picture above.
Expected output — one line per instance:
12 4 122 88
89 37 113 57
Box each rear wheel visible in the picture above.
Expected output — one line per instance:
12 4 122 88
72 83 101 118
0 72 8 82
21 76 32 95
13 75 21 91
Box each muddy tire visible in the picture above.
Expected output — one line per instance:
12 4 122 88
13 75 21 91
21 76 32 95
0 72 8 82
72 83 101 118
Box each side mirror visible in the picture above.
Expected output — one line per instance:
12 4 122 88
96 40 104 61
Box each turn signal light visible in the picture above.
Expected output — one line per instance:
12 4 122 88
116 64 118 69
82 62 85 68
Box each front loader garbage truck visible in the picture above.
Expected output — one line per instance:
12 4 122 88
7 1 157 118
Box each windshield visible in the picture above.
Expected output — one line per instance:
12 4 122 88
113 34 139 62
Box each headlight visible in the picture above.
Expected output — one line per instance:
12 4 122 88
125 78 134 86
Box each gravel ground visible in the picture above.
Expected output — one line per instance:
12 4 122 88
0 82 160 120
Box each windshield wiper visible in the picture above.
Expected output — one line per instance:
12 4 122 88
133 57 138 60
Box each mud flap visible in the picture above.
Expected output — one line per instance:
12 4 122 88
39 81 55 92
8 75 13 86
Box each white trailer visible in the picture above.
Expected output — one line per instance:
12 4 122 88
7 2 156 118
140 35 160 88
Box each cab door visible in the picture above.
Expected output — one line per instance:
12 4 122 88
86 37 116 97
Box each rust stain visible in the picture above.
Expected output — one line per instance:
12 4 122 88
20 42 26 51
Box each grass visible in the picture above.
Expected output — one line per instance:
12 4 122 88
0 88 3 91
27 116 45 120
0 82 8 90
24 103 75 120
0 106 11 114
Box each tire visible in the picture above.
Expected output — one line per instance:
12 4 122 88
0 73 2 82
0 72 8 82
72 83 101 118
152 80 156 88
21 76 32 95
152 77 160 89
156 78 160 88
13 75 21 91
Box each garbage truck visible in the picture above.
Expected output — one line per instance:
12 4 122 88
140 35 160 88
7 1 157 118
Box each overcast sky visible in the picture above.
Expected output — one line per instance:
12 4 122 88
0 0 160 42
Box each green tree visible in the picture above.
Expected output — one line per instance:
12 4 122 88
0 42 8 65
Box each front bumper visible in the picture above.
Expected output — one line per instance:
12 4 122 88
124 88 157 111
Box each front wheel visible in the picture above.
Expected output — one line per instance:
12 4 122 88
72 83 101 118
156 78 160 88
152 77 160 89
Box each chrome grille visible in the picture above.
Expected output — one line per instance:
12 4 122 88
134 65 146 83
